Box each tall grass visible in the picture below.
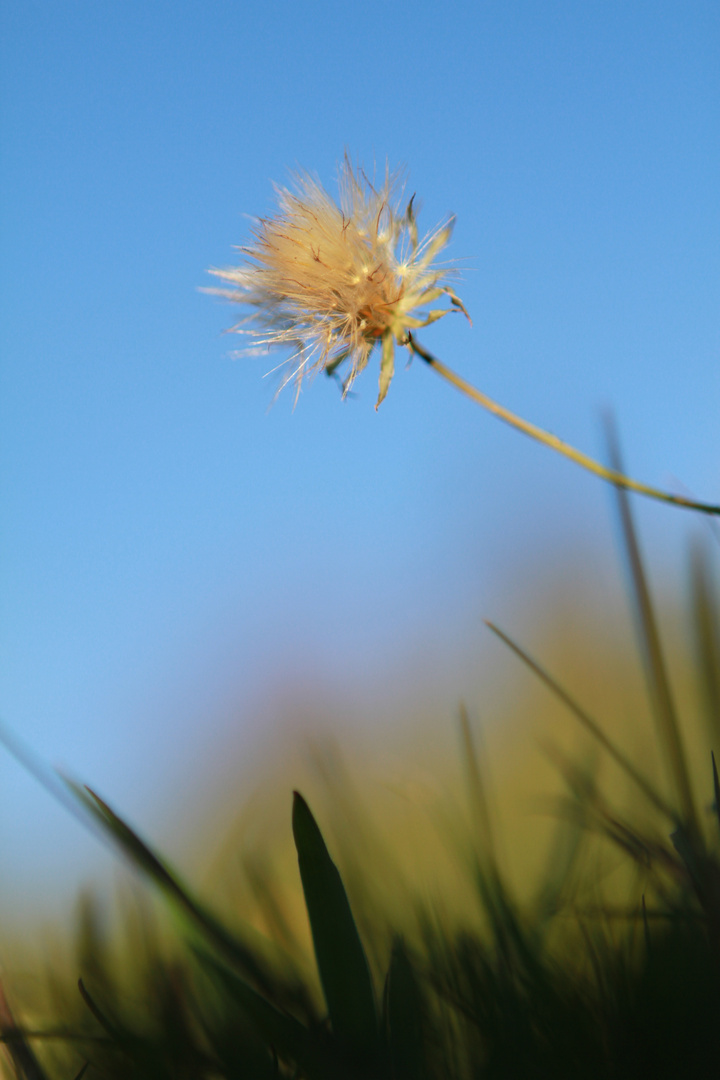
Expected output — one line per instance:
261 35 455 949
1 489 719 1078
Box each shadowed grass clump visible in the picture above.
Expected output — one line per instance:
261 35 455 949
2 492 719 1079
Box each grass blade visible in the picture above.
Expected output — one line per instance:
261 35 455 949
605 421 698 835
484 621 676 821
67 783 277 993
291 791 379 1058
690 541 720 753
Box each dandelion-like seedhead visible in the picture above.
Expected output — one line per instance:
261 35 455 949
208 156 469 407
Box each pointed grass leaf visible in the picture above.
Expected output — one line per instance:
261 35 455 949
76 978 117 1039
291 792 379 1057
386 939 425 1080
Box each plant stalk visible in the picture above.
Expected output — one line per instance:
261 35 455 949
407 335 720 516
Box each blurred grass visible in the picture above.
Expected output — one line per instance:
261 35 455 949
1 507 719 1077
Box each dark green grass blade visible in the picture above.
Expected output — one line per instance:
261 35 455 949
67 783 275 992
605 422 698 835
76 978 123 1043
291 791 379 1056
385 939 425 1080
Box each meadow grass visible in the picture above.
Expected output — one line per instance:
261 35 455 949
1 474 719 1079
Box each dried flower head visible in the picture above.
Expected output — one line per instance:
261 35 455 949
208 156 469 407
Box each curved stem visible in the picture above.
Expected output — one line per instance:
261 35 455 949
407 335 720 516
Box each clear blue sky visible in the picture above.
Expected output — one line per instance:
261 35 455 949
1 1 718 926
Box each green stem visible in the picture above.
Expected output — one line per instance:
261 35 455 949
407 335 720 516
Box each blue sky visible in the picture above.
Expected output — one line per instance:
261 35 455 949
1 1 718 926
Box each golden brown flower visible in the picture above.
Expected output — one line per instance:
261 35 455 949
208 156 469 407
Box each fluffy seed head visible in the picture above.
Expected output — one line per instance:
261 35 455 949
208 155 469 407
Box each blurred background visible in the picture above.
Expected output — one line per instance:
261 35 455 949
0 1 718 938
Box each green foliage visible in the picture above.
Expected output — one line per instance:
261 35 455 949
292 791 379 1064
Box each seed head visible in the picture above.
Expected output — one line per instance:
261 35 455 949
208 156 469 407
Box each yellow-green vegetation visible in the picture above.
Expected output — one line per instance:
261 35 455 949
1 485 719 1079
